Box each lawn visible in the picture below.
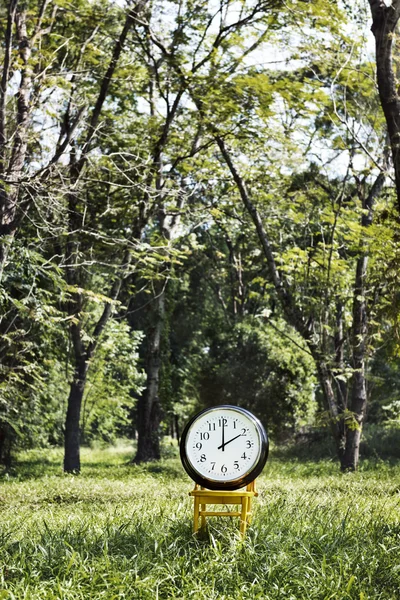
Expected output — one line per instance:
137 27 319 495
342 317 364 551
1 443 400 599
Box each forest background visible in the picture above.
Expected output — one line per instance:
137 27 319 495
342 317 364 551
1 0 400 474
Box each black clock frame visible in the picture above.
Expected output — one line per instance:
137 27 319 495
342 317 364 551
179 405 269 491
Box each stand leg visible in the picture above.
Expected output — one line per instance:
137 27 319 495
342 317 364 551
200 503 206 531
193 496 200 533
240 497 249 537
246 481 255 525
247 496 252 524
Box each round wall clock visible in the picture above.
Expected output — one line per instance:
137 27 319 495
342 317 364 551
180 405 269 490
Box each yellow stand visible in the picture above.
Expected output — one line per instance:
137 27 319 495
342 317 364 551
189 480 258 537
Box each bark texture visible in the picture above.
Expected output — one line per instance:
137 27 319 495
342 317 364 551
132 199 184 463
64 359 88 472
340 171 386 470
368 0 400 210
0 4 31 280
0 422 13 468
133 288 165 463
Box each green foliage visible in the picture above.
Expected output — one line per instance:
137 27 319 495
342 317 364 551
0 235 144 454
197 319 317 437
160 222 318 438
368 342 400 423
360 423 400 459
0 241 70 460
81 320 145 444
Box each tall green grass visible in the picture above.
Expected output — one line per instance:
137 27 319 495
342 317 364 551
1 443 400 599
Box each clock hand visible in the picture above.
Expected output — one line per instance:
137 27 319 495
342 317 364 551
217 433 242 450
222 418 225 452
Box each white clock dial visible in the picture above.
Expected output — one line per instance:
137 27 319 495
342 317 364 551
184 407 262 483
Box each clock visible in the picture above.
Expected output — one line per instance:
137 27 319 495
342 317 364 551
180 405 269 490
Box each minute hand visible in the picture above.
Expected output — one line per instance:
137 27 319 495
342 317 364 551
217 433 242 451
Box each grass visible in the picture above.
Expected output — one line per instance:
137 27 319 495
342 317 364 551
1 443 400 599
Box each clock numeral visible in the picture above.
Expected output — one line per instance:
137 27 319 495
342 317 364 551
221 464 227 473
200 432 210 441
241 428 247 436
200 454 206 462
195 442 202 450
219 418 228 427
211 462 216 470
233 421 237 429
246 440 252 449
241 452 247 460
234 461 240 470
208 423 216 431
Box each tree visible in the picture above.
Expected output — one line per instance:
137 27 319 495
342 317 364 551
128 0 284 462
0 0 148 470
59 1 147 473
164 223 317 438
0 239 69 465
79 319 144 445
148 0 394 469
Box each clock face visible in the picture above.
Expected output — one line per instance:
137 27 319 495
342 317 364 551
180 405 268 490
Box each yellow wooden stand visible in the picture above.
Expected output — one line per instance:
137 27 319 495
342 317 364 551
189 480 258 537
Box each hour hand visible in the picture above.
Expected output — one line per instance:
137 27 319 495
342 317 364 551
217 433 242 451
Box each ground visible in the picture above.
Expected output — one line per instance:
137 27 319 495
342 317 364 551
0 443 400 599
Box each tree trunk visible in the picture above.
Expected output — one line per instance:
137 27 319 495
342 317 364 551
0 7 32 280
134 389 162 462
64 358 88 473
0 422 12 468
369 0 400 210
133 288 165 463
334 301 348 412
341 372 366 471
174 413 180 443
341 256 369 471
340 170 385 470
316 361 346 459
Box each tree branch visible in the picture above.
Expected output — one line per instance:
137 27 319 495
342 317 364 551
214 134 307 335
0 0 18 174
